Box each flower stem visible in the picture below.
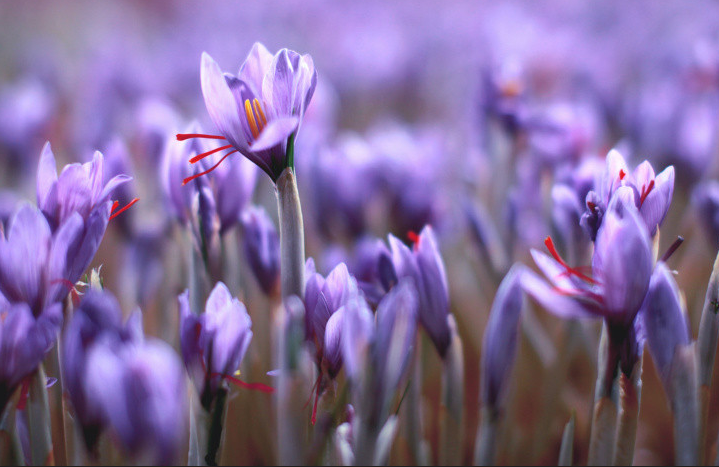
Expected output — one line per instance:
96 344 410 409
205 387 227 466
558 412 575 466
668 344 699 466
440 318 464 466
27 364 55 466
474 407 499 466
613 362 642 465
275 168 305 300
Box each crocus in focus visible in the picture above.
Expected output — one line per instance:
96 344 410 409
178 282 253 407
241 206 280 296
388 225 451 358
178 43 317 183
580 149 674 240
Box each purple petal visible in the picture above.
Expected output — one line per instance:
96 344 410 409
249 116 299 152
323 306 345 377
639 166 674 236
520 268 597 319
200 52 246 151
36 142 57 213
238 42 273 95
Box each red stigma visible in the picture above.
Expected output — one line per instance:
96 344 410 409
587 201 597 213
217 373 275 394
16 378 31 410
639 180 655 208
407 231 420 251
544 236 598 285
176 133 226 141
189 144 233 164
619 169 626 181
110 198 140 221
182 150 238 186
311 373 322 426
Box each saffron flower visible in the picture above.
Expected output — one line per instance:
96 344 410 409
178 282 259 408
178 43 317 183
36 143 137 284
388 225 451 358
581 149 674 240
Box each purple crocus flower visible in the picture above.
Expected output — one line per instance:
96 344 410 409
178 43 317 183
304 259 359 377
692 181 719 249
62 290 136 452
580 149 674 240
241 206 280 296
85 338 187 465
481 266 524 411
36 143 134 285
388 225 451 358
178 282 253 407
640 262 692 385
0 302 61 414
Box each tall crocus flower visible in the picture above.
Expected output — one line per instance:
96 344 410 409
178 282 254 407
0 302 61 415
36 143 136 284
581 149 674 240
388 225 451 358
178 43 317 183
62 290 137 453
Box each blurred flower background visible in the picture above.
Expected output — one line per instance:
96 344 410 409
1 1 719 465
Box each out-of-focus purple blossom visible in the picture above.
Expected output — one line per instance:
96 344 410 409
550 184 587 265
62 290 137 452
0 77 55 171
481 266 524 410
692 181 719 250
182 43 317 182
178 282 253 407
85 337 187 465
640 262 692 385
36 143 132 284
580 149 674 240
241 206 280 296
101 138 136 238
304 259 359 377
479 59 528 136
389 225 451 358
162 123 257 236
135 97 181 170
0 302 61 415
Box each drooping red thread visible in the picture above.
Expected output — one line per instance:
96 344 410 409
544 236 598 285
182 150 238 186
311 373 322 426
189 144 233 164
16 378 31 410
176 133 226 141
110 198 140 221
215 373 275 394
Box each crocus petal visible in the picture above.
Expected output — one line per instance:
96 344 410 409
324 306 345 377
520 267 598 319
640 262 691 383
632 160 656 188
100 174 132 203
640 166 674 236
341 297 374 381
249 116 299 152
205 282 234 317
262 49 295 118
36 141 57 213
238 42 273 95
200 52 247 151
416 226 451 357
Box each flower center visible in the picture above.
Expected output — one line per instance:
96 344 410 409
244 98 267 140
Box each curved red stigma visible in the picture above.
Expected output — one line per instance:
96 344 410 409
544 236 598 285
182 150 238 186
216 373 275 394
176 133 226 141
619 169 627 181
189 144 233 164
639 180 655 208
110 198 140 221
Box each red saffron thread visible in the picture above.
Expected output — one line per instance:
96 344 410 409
182 150 238 186
544 236 598 285
110 198 140 221
176 133 226 141
189 144 233 164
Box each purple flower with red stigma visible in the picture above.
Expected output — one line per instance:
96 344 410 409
178 43 317 183
581 149 674 240
388 225 451 358
178 282 271 409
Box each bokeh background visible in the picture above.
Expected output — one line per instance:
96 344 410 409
2 1 719 464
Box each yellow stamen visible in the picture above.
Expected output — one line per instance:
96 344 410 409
244 99 259 139
234 370 241 377
253 98 267 130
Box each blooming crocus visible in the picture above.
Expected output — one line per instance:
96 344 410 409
178 43 317 183
178 282 254 407
0 302 61 415
62 290 136 452
388 225 450 358
692 181 719 249
241 206 280 296
580 149 674 240
304 259 359 377
85 338 187 465
36 143 136 285
481 266 524 412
